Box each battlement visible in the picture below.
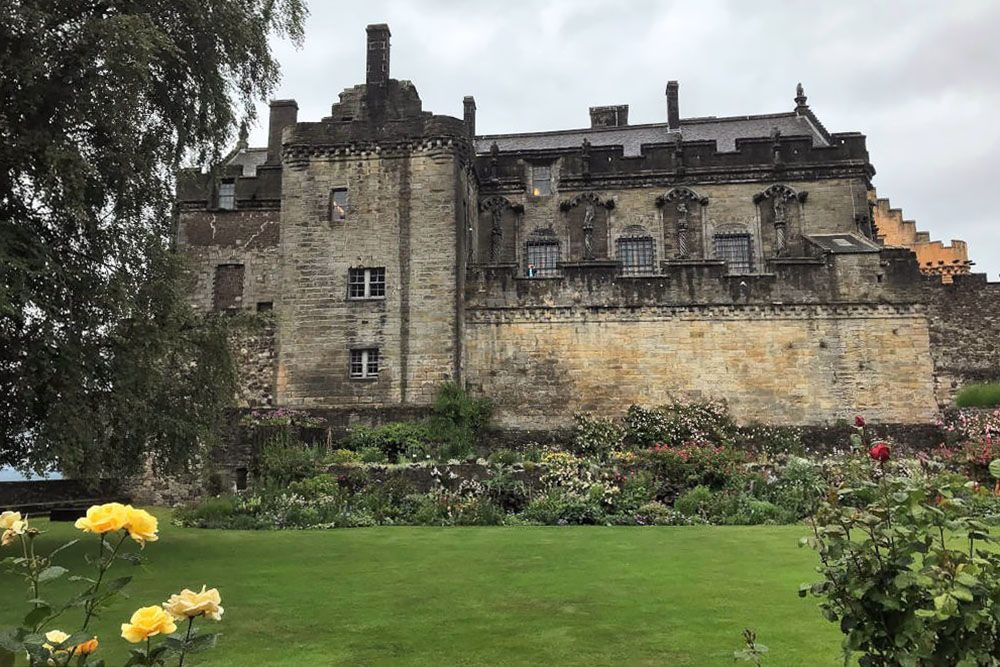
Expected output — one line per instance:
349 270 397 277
873 192 973 283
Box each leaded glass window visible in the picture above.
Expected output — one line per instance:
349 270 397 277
525 241 560 277
714 233 754 273
617 237 656 276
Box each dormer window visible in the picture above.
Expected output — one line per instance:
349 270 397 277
531 165 551 196
218 181 236 210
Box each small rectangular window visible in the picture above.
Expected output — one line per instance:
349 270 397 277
348 267 386 299
531 165 551 196
525 241 560 277
617 237 656 276
218 182 236 210
330 188 348 222
256 301 273 312
714 233 754 274
350 348 379 379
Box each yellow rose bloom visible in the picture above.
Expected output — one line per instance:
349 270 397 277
1 519 27 546
76 637 99 655
74 502 128 535
0 510 21 530
124 506 158 546
43 629 70 662
121 606 177 643
163 586 224 621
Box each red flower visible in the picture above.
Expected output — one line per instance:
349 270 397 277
869 442 890 462
854 415 866 428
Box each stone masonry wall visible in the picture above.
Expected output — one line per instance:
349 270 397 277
474 176 870 272
276 145 464 408
464 303 938 430
924 275 1000 405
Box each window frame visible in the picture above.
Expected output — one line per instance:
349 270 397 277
530 165 552 197
525 240 560 278
347 267 386 300
329 188 348 222
616 236 657 276
713 233 755 274
211 263 245 312
217 181 236 211
349 348 380 380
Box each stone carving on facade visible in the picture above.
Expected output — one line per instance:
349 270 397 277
487 142 500 182
770 127 783 167
479 195 523 264
754 184 807 257
657 187 708 259
582 203 595 260
673 133 685 173
773 197 788 255
581 138 592 180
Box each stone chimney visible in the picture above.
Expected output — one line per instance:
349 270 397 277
266 99 298 164
666 81 680 128
463 96 477 137
589 105 628 128
366 24 391 88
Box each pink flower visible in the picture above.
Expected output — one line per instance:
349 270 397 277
854 415 866 428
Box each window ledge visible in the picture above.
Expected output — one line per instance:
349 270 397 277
349 376 380 382
346 297 386 302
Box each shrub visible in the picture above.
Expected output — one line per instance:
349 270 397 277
736 422 804 455
632 501 701 526
483 465 529 512
639 441 744 500
623 401 735 448
326 448 361 464
759 457 826 521
522 489 605 525
344 422 431 462
674 485 714 518
801 466 1000 664
359 446 388 463
287 474 343 500
571 413 625 458
956 383 1000 408
257 432 322 488
433 381 493 433
174 495 267 530
487 448 520 465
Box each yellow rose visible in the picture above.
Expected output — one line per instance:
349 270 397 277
43 629 70 662
0 510 21 530
124 506 158 546
163 586 224 621
121 606 177 643
74 502 128 535
1 519 27 546
76 637 99 655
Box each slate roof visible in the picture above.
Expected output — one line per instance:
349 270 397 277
805 233 881 254
475 112 828 157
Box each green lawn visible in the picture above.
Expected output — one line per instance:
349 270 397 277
1 515 846 666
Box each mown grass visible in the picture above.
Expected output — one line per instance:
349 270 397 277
0 514 845 666
955 383 1000 408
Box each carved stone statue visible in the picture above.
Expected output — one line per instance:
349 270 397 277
489 206 503 263
582 203 595 260
488 142 500 182
773 197 788 255
675 202 689 258
581 138 592 179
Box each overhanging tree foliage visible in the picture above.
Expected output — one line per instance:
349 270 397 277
0 0 306 476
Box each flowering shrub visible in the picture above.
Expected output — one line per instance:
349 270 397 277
638 441 744 500
1 504 224 666
623 400 734 448
570 414 624 458
935 409 1000 481
240 407 326 428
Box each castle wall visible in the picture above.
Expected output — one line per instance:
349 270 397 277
275 145 465 408
463 255 938 429
477 176 869 270
924 275 1000 404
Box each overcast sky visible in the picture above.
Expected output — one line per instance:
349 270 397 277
249 0 1000 277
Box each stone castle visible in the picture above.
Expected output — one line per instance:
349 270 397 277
175 24 999 435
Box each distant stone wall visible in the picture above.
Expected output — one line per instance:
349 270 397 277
925 274 1000 405
465 302 937 430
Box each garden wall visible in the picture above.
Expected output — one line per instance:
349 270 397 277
465 302 938 431
924 274 1000 405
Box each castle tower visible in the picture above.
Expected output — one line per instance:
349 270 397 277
274 24 475 408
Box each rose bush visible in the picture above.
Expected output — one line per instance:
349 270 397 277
1 504 224 666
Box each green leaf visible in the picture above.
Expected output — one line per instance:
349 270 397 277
48 539 79 560
22 605 50 629
185 632 219 653
103 576 133 595
37 565 68 583
989 459 1000 480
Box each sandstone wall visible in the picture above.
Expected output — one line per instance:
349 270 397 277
465 303 937 430
276 145 465 408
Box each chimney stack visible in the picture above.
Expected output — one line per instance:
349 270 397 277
666 81 680 129
266 99 298 164
463 96 477 137
366 24 391 88
589 105 629 128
